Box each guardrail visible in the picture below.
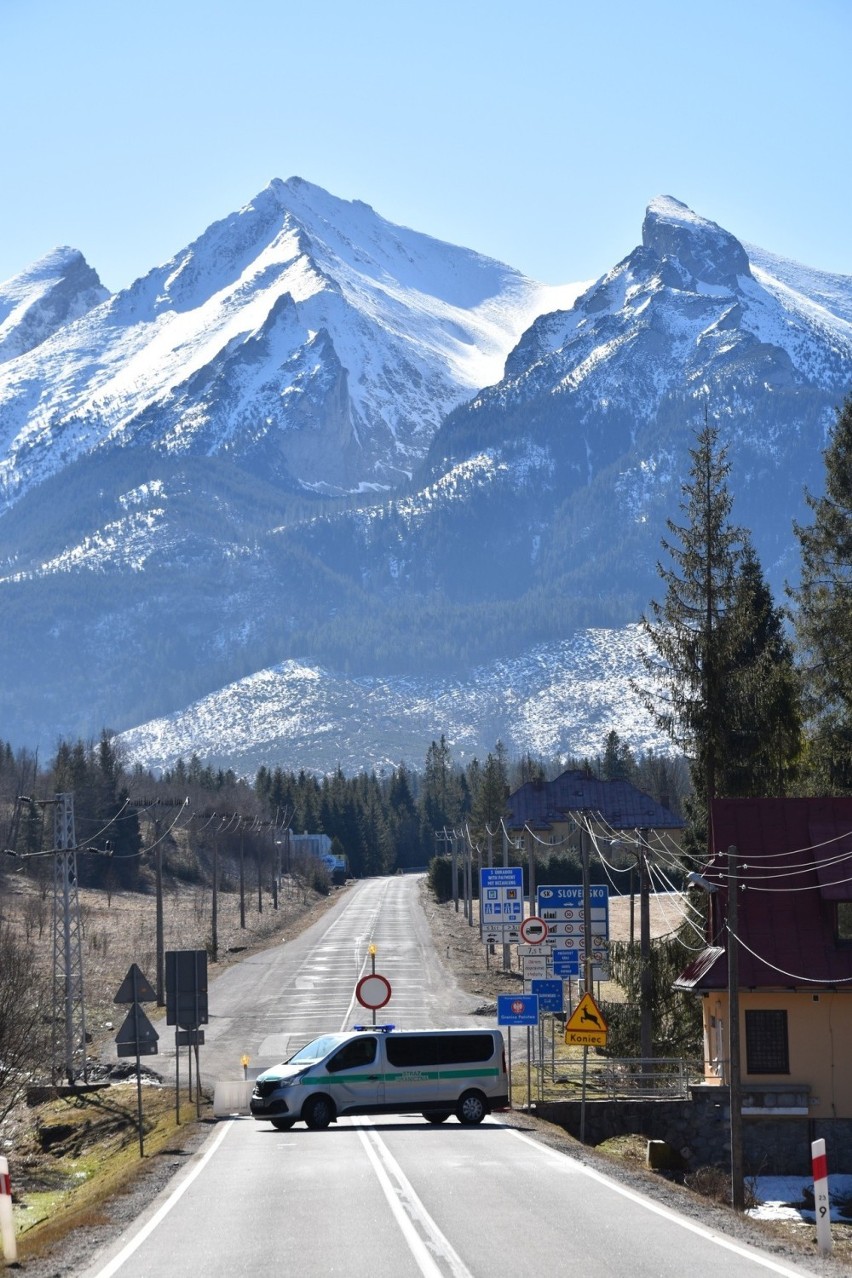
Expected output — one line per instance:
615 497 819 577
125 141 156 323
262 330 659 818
550 1056 703 1099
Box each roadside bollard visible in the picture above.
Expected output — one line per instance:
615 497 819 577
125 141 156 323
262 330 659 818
812 1138 832 1256
0 1155 17 1265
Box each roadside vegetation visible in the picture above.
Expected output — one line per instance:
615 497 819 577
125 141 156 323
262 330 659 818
3 394 852 1263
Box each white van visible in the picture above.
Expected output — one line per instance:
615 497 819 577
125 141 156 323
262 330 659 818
250 1027 508 1129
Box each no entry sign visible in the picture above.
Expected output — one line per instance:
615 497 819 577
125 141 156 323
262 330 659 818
355 973 392 1010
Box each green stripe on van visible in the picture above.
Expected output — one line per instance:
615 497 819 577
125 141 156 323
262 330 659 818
302 1067 500 1087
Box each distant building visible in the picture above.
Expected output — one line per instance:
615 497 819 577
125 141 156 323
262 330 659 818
505 769 684 853
288 831 348 882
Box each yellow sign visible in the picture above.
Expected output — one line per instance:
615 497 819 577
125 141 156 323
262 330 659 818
564 992 608 1047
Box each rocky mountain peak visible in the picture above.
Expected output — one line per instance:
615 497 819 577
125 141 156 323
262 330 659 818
642 194 751 289
0 246 108 364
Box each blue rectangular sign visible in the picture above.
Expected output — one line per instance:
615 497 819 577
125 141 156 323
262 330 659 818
497 994 540 1026
531 979 563 1013
482 867 524 888
553 949 581 976
537 885 608 909
481 866 524 929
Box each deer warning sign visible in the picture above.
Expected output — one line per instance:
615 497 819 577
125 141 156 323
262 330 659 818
564 992 608 1047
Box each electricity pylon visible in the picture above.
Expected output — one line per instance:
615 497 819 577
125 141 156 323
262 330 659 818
52 793 88 1084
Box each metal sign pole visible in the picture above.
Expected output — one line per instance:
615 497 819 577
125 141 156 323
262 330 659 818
175 1027 181 1125
507 1029 513 1108
195 1040 202 1117
580 1046 588 1143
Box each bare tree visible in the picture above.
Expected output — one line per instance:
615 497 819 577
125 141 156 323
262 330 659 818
0 925 50 1122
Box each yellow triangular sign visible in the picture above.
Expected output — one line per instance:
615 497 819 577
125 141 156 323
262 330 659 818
565 992 607 1034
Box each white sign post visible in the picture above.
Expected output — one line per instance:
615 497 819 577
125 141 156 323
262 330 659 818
812 1139 832 1256
0 1156 16 1265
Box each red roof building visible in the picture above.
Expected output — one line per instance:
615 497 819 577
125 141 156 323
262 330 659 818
676 797 852 1127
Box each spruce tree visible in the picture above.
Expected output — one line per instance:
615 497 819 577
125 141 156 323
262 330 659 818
791 395 852 791
721 542 801 796
640 422 802 840
639 419 744 828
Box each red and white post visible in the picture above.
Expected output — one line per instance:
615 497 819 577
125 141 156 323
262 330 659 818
812 1138 832 1256
0 1155 16 1265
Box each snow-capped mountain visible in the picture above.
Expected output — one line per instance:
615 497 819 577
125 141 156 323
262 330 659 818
0 187 850 772
0 247 107 365
418 195 852 594
0 177 579 508
119 625 668 777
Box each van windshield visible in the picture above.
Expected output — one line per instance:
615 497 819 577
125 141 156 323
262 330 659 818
288 1034 348 1064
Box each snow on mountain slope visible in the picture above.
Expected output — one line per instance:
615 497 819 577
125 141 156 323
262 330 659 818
0 178 582 508
0 247 108 364
745 241 852 327
119 624 667 777
503 197 852 413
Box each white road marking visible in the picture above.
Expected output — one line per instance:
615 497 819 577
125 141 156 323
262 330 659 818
356 1121 474 1278
505 1126 810 1276
88 1120 234 1278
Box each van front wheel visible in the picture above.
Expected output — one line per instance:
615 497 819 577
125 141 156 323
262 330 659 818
303 1095 335 1130
456 1090 487 1125
423 1111 451 1124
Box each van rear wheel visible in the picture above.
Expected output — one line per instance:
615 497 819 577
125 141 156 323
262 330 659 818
456 1090 487 1125
303 1095 335 1130
271 1118 294 1131
423 1112 451 1124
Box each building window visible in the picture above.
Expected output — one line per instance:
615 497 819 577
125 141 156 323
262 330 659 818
745 1009 789 1074
836 902 852 944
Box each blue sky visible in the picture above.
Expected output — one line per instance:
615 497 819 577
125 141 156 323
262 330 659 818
2 0 850 293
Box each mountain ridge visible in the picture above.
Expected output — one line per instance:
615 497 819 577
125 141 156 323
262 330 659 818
0 183 849 772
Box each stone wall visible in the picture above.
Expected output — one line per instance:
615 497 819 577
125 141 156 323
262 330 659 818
532 1091 852 1175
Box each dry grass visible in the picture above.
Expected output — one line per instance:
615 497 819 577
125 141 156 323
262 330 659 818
0 868 342 1043
0 866 345 1257
10 1085 201 1260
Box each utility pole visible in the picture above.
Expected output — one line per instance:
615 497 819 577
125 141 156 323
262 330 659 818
211 826 220 962
526 827 536 918
52 793 88 1084
154 820 165 1006
639 830 653 1069
451 830 459 912
580 818 593 995
256 824 263 914
239 822 246 928
502 824 511 971
728 843 744 1210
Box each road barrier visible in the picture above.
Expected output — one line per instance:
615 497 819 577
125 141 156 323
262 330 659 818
213 1080 254 1116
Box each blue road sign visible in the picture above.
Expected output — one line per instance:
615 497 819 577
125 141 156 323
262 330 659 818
483 867 524 889
481 866 524 933
531 979 563 1013
497 994 540 1026
537 885 608 909
553 948 581 976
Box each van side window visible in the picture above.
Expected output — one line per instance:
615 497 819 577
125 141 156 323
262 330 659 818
326 1036 377 1072
436 1034 494 1064
386 1037 438 1068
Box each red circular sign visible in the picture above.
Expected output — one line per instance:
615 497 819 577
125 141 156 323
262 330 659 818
355 973 392 1010
520 916 549 944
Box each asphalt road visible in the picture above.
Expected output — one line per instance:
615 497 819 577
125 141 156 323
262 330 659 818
148 874 485 1090
81 875 816 1278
